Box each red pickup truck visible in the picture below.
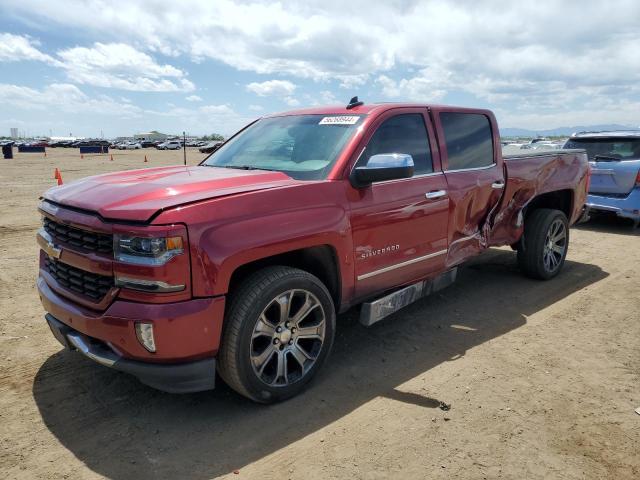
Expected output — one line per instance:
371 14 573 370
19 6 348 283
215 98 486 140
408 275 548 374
37 100 589 402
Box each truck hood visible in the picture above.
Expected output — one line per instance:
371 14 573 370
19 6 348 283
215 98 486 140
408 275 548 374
43 165 298 222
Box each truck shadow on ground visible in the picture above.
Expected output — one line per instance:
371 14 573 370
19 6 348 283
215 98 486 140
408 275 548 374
32 248 607 480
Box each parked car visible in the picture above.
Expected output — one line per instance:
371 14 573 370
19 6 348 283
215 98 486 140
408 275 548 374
564 130 640 227
37 100 588 402
524 141 563 150
163 141 182 150
139 141 156 148
115 142 140 150
199 141 223 153
155 141 181 150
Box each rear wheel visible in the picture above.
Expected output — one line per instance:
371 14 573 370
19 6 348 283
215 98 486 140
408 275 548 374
517 208 569 280
218 266 335 403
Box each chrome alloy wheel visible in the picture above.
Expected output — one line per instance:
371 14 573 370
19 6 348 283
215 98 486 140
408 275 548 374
543 218 567 273
250 289 326 387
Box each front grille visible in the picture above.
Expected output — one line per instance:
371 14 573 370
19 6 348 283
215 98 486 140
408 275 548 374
44 257 114 301
43 216 113 254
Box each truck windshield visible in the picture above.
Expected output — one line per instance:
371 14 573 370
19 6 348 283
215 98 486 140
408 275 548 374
564 137 640 161
202 114 362 180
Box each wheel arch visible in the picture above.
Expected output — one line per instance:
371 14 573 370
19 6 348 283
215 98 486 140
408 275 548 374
524 189 573 221
227 245 342 312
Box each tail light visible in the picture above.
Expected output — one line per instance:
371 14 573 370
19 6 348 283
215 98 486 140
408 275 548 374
636 169 640 186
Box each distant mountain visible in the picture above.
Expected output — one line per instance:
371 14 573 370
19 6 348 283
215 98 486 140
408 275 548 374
501 124 639 138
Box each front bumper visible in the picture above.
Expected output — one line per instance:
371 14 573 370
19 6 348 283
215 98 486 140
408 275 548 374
46 314 216 393
38 276 227 392
38 276 226 361
586 187 640 221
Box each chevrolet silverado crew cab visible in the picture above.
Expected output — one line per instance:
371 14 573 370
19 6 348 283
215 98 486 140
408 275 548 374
38 99 589 403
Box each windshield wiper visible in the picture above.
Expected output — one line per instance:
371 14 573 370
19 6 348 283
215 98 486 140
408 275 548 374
593 154 621 162
207 164 277 171
223 165 276 171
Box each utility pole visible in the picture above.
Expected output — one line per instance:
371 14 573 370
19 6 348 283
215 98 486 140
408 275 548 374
183 131 187 166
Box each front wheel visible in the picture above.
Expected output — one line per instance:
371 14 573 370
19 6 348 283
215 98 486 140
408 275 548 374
218 266 336 403
517 208 569 280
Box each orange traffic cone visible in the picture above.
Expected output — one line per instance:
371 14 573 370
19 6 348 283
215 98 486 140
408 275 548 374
57 172 63 185
110 154 113 161
144 155 148 163
53 168 60 180
44 150 47 157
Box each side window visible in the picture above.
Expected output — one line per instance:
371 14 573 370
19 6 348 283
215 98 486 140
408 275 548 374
360 114 433 175
440 113 494 170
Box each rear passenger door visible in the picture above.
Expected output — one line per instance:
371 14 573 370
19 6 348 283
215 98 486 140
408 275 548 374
347 108 450 300
433 109 505 264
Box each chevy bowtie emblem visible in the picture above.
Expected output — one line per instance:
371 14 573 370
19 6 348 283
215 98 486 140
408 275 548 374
44 240 62 259
37 229 62 259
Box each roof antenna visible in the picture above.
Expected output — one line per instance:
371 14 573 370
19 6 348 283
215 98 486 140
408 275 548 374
346 96 364 110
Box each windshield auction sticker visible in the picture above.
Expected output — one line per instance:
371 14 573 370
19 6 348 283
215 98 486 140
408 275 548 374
319 116 360 125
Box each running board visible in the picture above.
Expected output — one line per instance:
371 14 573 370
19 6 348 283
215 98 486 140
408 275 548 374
359 268 457 327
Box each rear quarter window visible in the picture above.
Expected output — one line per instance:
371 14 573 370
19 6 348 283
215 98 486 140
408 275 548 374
440 112 494 170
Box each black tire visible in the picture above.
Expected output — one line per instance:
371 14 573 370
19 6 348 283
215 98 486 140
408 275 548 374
217 266 336 403
517 208 569 280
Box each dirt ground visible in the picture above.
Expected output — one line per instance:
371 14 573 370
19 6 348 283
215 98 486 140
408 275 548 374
0 148 638 480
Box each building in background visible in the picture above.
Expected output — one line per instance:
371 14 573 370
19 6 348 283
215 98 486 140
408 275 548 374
10 128 18 139
134 131 169 142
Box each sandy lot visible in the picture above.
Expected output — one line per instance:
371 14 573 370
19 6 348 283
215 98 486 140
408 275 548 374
0 148 638 479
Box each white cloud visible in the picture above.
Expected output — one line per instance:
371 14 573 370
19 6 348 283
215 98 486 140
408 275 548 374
284 97 300 107
377 71 448 103
0 82 253 136
247 79 300 107
248 104 264 111
0 33 57 64
143 103 253 135
0 83 142 117
56 43 194 92
199 104 235 115
0 35 195 93
319 90 338 104
1 1 640 127
246 80 297 97
185 94 202 102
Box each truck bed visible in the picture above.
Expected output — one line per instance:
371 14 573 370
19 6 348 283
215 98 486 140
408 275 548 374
502 148 585 160
489 150 589 246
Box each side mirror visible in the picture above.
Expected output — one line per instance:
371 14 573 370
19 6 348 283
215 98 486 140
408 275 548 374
351 153 414 187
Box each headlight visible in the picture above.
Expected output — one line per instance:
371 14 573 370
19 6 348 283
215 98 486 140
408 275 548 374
114 234 184 265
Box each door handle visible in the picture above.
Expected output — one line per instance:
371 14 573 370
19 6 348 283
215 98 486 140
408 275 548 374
425 190 447 200
491 181 505 189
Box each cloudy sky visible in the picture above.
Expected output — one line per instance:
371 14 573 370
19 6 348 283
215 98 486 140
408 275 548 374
1 0 639 138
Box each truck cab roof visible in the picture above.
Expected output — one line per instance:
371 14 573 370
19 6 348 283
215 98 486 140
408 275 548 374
267 102 492 118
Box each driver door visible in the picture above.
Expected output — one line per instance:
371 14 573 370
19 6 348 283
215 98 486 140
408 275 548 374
347 108 450 301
